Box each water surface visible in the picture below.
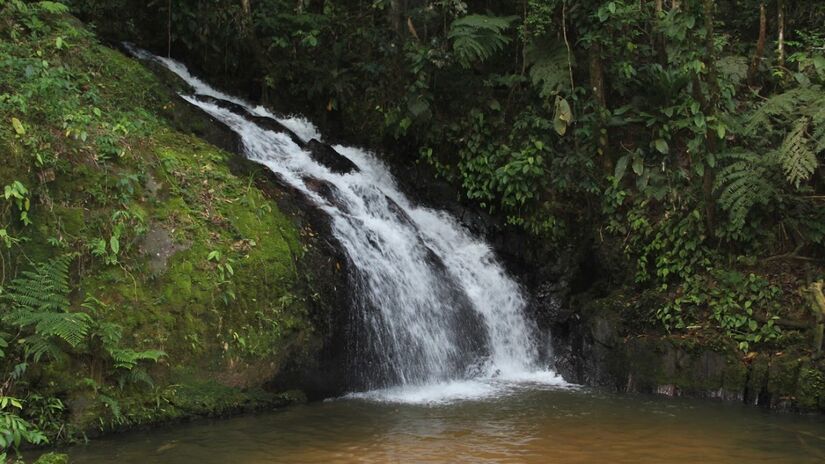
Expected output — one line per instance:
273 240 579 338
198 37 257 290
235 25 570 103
68 382 825 463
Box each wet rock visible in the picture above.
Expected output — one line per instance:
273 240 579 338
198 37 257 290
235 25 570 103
194 94 248 115
167 95 242 154
304 177 349 213
306 139 359 174
534 280 574 325
248 115 305 146
194 94 305 146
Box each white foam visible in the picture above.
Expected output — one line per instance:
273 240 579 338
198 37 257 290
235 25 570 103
344 373 573 406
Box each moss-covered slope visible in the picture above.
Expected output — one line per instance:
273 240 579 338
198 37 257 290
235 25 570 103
0 6 336 443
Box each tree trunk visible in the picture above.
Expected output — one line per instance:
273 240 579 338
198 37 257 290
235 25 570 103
654 0 666 63
389 0 403 38
748 1 767 84
589 43 611 175
777 0 786 69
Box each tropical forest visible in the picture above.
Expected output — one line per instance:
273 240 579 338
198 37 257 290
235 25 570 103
1 0 824 462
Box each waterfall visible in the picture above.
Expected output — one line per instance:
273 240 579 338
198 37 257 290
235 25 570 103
127 45 566 402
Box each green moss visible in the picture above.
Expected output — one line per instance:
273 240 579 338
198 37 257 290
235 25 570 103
0 10 321 444
796 366 825 411
33 453 69 464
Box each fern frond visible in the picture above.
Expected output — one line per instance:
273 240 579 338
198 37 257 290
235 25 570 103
745 87 824 135
22 335 63 363
6 310 93 349
1 255 91 357
122 368 154 389
524 42 571 97
714 150 776 231
35 1 70 14
98 394 122 420
775 117 818 188
449 15 518 68
3 255 72 313
812 106 825 154
717 55 749 84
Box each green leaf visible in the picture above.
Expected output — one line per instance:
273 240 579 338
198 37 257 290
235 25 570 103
37 1 70 14
614 155 630 180
654 139 669 155
632 157 644 176
109 236 120 255
813 55 825 72
553 97 573 136
11 118 25 135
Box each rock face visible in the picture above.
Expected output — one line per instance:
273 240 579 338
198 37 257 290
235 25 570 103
543 291 825 412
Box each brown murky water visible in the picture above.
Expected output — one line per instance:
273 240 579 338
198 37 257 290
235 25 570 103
66 384 825 463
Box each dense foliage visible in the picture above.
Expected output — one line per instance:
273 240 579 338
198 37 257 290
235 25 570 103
69 0 824 346
2 0 825 455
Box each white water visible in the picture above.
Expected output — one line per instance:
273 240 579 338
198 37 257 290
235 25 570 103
128 46 568 404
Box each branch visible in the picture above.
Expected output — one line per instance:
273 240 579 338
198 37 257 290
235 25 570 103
406 17 420 42
761 244 821 263
561 1 575 97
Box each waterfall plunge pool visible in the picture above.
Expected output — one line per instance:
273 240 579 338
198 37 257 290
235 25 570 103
65 383 825 463
77 46 825 463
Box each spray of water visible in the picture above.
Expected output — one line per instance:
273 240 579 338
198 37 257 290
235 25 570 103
127 45 568 403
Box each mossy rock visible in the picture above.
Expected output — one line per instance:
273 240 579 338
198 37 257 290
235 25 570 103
0 9 339 445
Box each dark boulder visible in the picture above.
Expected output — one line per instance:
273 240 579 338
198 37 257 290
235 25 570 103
194 94 306 147
307 139 360 174
194 94 249 116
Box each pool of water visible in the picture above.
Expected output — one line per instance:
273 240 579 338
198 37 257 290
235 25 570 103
66 380 825 463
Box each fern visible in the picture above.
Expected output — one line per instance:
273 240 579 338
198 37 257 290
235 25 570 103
3 256 72 312
34 1 69 14
524 42 571 97
714 150 777 231
812 105 825 153
744 86 825 136
119 367 154 389
108 348 165 370
1 256 92 358
740 86 825 188
717 55 749 85
449 14 518 68
776 117 818 188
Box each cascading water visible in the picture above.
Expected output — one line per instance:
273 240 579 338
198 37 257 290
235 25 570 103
127 45 568 403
